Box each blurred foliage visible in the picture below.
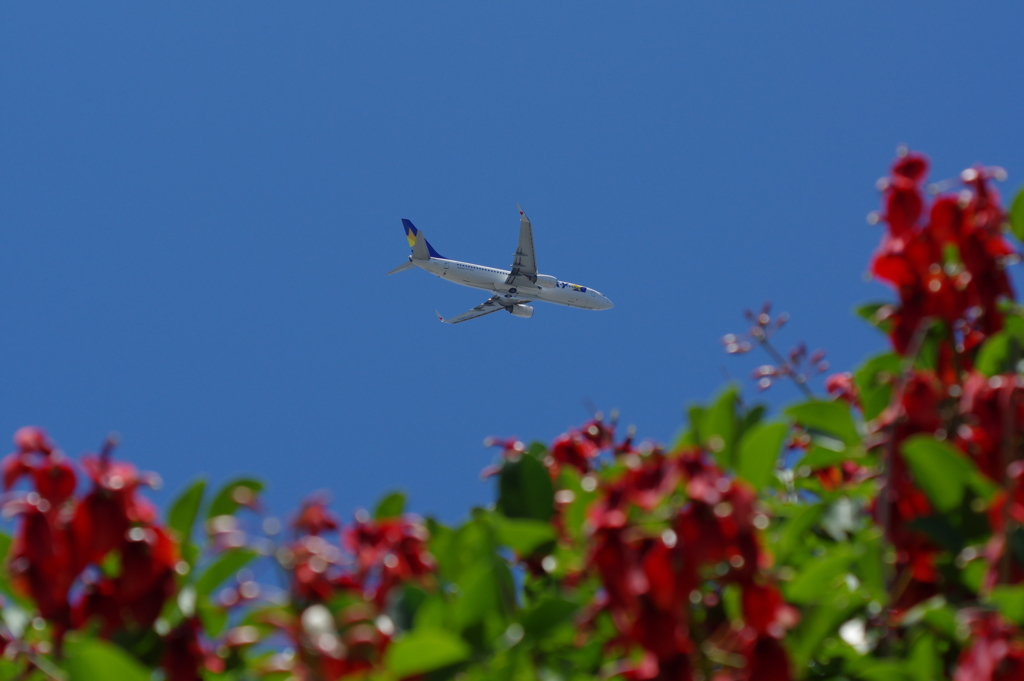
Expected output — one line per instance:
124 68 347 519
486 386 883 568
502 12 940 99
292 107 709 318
2 154 1024 681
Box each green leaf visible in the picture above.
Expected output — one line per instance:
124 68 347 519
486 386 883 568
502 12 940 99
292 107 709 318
1009 187 1024 242
454 564 499 631
788 594 863 670
493 516 556 557
412 594 447 630
453 550 516 632
906 516 963 553
784 547 853 605
987 585 1024 626
775 504 825 562
855 302 888 322
736 421 788 490
374 491 406 519
961 559 986 593
64 638 151 681
794 444 843 471
385 628 470 678
100 550 122 578
522 597 578 638
196 548 258 596
901 436 983 513
431 520 484 582
721 583 742 625
903 596 959 640
704 385 739 469
853 526 886 600
675 405 706 449
913 320 948 372
855 302 895 335
976 332 1013 376
199 600 229 637
207 477 264 519
0 532 17 602
738 403 766 439
391 584 428 632
974 315 1024 376
799 441 861 470
497 453 554 522
942 242 963 268
557 467 597 541
785 400 860 447
906 632 940 681
854 352 902 421
168 478 206 547
857 660 912 681
526 441 547 458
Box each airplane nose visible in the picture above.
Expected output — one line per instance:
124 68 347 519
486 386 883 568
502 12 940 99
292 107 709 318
601 296 614 310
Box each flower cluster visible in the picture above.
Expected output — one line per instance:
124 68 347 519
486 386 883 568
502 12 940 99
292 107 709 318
954 610 1024 681
860 151 1024 676
866 153 1008 589
527 419 797 680
870 151 1014 370
262 496 435 680
0 428 439 681
2 428 178 660
723 303 827 394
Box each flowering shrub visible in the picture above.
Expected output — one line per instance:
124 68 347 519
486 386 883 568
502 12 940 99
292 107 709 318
2 150 1024 680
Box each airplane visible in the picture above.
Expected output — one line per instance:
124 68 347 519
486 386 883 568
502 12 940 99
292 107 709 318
387 205 613 324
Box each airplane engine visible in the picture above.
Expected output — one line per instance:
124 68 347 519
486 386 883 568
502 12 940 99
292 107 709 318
510 304 534 319
535 274 558 288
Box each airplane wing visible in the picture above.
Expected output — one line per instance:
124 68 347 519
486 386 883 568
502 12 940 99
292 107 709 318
437 293 534 324
505 204 537 286
436 296 506 324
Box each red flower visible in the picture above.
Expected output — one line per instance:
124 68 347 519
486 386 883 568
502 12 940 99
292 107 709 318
590 526 643 613
870 151 1015 372
118 526 179 627
73 579 120 637
13 426 54 455
629 599 690 663
31 455 77 507
72 456 159 567
741 582 797 637
825 372 858 407
162 618 206 681
954 611 1024 681
5 429 181 644
3 427 76 505
745 635 792 681
883 152 928 237
291 535 344 602
8 502 75 626
294 495 341 537
550 431 599 473
342 515 434 605
582 424 794 678
2 453 33 490
956 372 1024 482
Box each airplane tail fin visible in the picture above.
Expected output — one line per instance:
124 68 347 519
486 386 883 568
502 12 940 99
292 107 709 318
402 219 446 260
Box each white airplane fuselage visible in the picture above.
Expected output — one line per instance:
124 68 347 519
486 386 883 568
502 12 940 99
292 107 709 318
413 256 613 311
389 208 613 323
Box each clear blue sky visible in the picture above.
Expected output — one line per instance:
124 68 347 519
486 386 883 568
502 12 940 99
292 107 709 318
3 3 1023 522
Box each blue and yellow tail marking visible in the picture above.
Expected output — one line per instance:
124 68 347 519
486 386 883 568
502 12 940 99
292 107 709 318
401 219 446 259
